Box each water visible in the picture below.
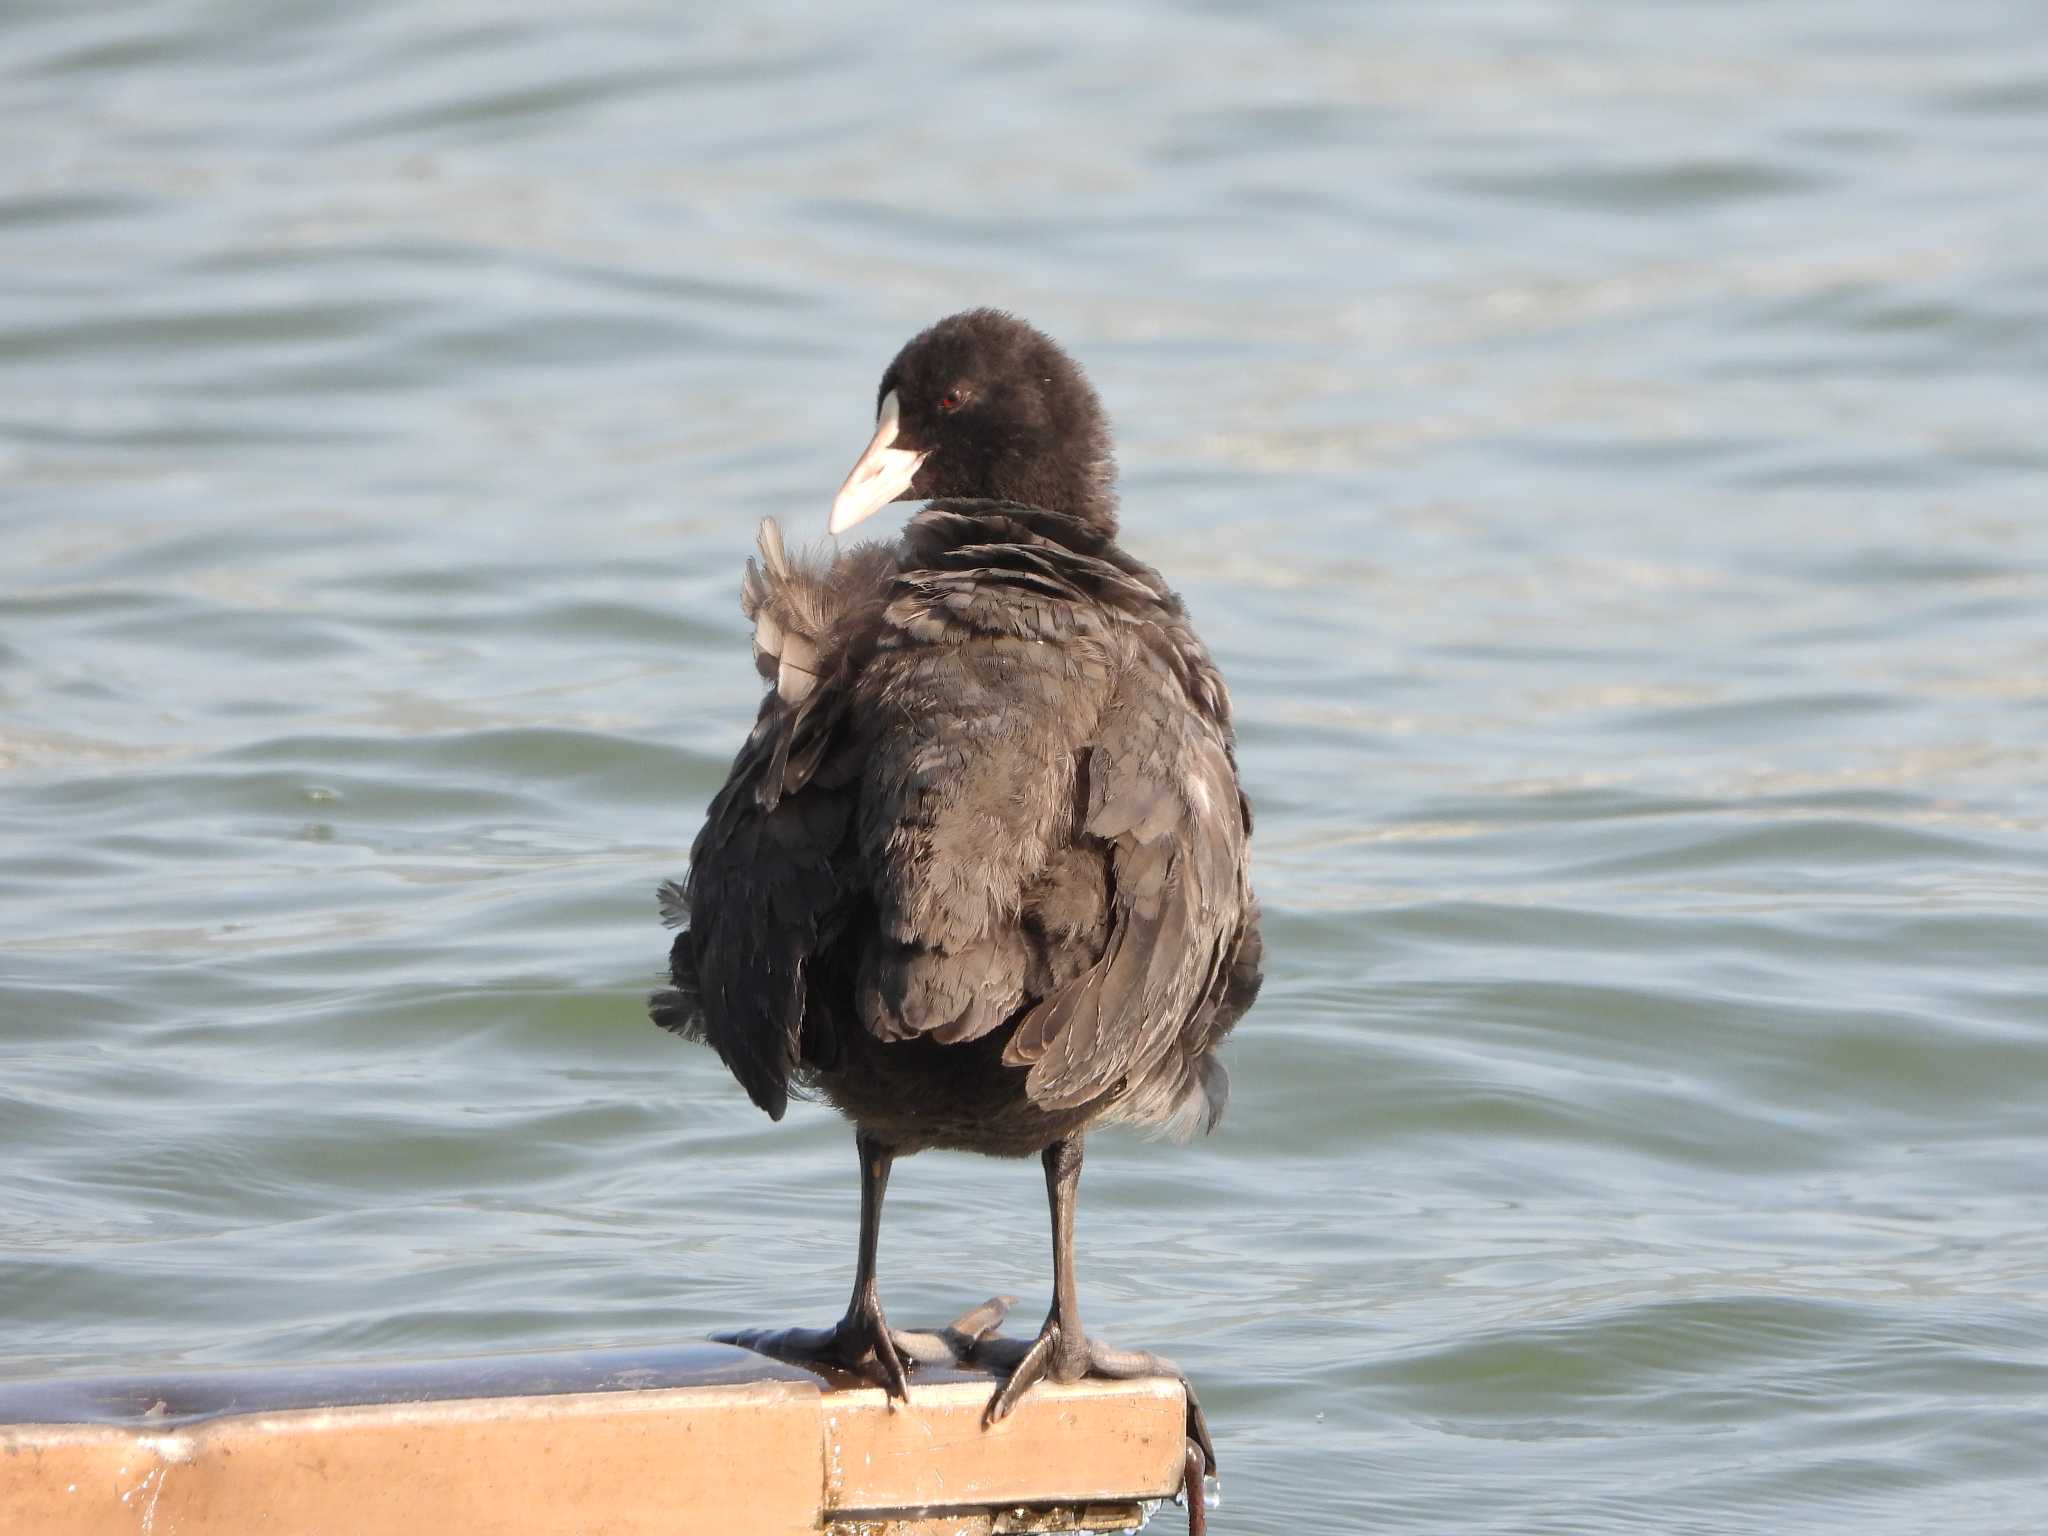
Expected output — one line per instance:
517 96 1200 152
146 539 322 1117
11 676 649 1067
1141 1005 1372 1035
4 2 2046 1529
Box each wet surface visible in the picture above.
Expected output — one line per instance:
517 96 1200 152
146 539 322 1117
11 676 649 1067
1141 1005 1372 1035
0 1339 822 1427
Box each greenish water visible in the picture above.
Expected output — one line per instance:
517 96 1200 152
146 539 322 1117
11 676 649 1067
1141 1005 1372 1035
4 2 2047 1530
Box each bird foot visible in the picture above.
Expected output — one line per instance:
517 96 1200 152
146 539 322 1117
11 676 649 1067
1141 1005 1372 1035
934 1297 1218 1493
724 1296 1216 1529
717 1294 1017 1403
974 1309 1090 1425
717 1287 918 1402
884 1292 1017 1367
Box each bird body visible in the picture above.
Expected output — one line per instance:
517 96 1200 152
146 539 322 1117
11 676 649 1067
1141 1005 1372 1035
659 497 1259 1155
652 312 1258 1482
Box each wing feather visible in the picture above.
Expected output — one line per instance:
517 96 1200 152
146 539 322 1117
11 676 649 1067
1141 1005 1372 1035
651 520 889 1119
1005 641 1254 1126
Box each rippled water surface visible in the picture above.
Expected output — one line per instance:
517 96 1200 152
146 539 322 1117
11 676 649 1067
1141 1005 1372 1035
5 2 2047 1530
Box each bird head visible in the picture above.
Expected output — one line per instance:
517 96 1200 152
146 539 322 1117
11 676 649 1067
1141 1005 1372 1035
829 309 1118 536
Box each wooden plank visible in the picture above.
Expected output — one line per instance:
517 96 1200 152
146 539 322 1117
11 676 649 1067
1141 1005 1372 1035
2 1381 823 1536
824 1378 1186 1516
0 1346 1190 1535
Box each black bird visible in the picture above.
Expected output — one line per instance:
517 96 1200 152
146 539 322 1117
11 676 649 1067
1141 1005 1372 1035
653 310 1261 1460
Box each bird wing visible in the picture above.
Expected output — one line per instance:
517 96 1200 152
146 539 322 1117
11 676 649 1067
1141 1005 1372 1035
656 522 890 1120
1001 632 1255 1126
852 543 1124 1046
857 529 1255 1129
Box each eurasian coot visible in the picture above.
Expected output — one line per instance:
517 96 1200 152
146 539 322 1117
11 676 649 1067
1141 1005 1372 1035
653 310 1261 1480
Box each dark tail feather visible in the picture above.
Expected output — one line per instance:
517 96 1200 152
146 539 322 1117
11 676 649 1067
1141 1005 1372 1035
650 919 704 1042
649 988 703 1041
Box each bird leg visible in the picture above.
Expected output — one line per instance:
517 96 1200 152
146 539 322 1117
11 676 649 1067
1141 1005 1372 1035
972 1133 1220 1502
716 1132 913 1401
719 1131 1220 1505
983 1133 1092 1423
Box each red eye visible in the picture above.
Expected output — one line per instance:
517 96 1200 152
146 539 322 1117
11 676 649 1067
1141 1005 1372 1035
937 389 966 413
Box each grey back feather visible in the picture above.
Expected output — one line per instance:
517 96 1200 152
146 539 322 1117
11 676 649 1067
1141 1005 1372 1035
655 502 1261 1140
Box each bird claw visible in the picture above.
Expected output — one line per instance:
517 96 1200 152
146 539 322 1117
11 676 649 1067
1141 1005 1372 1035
719 1293 1026 1400
980 1321 1060 1426
970 1312 1219 1533
959 1312 1218 1477
716 1288 912 1402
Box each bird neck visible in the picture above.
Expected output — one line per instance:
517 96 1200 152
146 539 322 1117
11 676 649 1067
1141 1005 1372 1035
904 500 1123 566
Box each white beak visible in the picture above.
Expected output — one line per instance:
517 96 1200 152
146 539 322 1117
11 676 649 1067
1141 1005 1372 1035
828 389 929 535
